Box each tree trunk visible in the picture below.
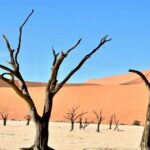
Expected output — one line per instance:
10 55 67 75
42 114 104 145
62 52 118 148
109 123 112 130
33 120 49 149
97 123 100 132
20 94 54 150
70 121 74 131
26 120 30 126
79 121 82 130
141 100 150 149
20 120 54 150
3 119 6 126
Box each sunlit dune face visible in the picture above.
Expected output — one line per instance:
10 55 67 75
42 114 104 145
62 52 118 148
0 70 149 125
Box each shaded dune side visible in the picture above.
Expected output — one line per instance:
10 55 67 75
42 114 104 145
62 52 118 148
0 80 46 87
0 79 98 87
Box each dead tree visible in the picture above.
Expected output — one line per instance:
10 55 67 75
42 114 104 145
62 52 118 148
129 69 150 150
0 113 8 126
113 114 119 131
78 111 88 130
24 114 32 126
82 117 90 130
93 110 104 132
64 106 86 131
109 114 114 130
0 9 111 150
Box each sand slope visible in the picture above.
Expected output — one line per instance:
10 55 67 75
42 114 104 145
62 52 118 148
0 70 149 125
86 70 150 85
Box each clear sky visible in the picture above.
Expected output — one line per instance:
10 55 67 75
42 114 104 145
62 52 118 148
0 1 150 83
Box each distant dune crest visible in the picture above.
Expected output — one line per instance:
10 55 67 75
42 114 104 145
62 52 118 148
0 69 149 124
86 70 150 85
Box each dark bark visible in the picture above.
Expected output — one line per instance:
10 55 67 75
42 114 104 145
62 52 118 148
24 114 32 126
129 69 150 150
97 123 100 132
140 102 150 149
93 110 104 132
34 120 49 149
79 119 82 130
26 120 30 126
0 113 8 126
70 121 74 131
113 114 119 131
0 9 111 149
109 115 114 130
3 119 7 126
79 112 88 130
64 106 80 131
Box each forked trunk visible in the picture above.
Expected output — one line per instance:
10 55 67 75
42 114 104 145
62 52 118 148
20 95 54 150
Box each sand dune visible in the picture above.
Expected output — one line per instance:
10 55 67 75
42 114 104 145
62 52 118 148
0 70 149 125
86 70 150 85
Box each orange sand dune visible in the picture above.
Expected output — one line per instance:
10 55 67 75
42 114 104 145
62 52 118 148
0 70 149 125
86 70 150 85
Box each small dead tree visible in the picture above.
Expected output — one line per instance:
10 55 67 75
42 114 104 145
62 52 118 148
82 117 90 130
109 114 114 130
114 114 119 131
129 69 150 150
79 111 88 130
93 110 104 132
24 114 32 126
64 106 87 131
0 9 111 149
0 113 8 126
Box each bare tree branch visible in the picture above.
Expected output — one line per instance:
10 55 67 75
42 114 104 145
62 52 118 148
65 39 82 55
63 115 71 120
3 35 16 69
0 64 15 75
52 47 59 67
129 69 150 89
74 111 87 121
15 9 34 68
55 35 111 93
46 39 82 92
1 73 15 82
64 106 80 121
1 10 40 123
93 109 104 132
24 114 32 120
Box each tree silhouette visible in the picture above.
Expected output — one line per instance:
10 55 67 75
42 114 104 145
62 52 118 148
0 10 111 150
109 114 114 130
0 113 8 126
78 111 88 130
129 69 150 150
81 117 90 130
113 114 119 131
93 110 104 132
64 106 87 131
24 114 32 126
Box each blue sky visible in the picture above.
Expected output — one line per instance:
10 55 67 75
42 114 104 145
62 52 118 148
0 1 150 83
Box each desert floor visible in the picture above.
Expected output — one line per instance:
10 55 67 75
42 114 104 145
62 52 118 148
0 121 143 150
